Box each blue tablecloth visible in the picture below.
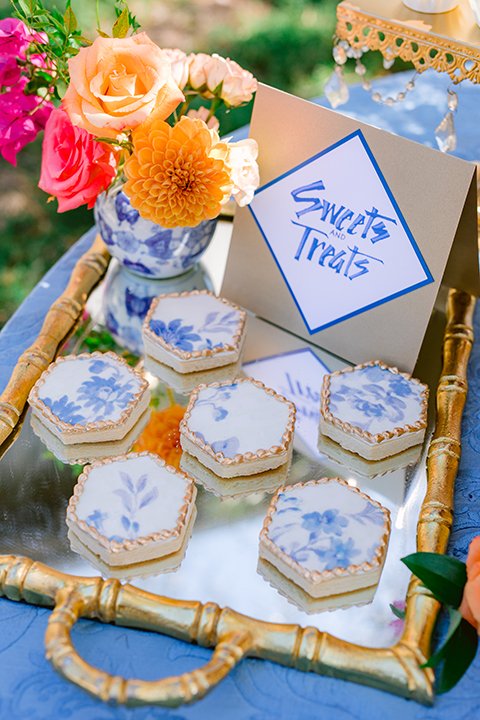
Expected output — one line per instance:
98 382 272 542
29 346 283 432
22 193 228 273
1 70 480 719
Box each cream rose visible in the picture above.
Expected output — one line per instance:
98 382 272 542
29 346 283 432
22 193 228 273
221 60 257 107
163 48 194 91
63 32 184 138
227 138 260 206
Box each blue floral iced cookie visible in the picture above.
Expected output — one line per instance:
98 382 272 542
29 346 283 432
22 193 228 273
66 452 197 575
259 477 390 602
319 360 429 461
28 351 151 445
179 377 296 479
142 290 246 374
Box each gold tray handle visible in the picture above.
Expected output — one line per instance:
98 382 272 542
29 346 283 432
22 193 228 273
45 586 253 708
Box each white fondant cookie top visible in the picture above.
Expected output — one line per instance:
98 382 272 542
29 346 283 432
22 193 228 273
67 452 195 550
30 352 147 428
323 361 428 437
143 290 245 358
183 378 295 459
262 478 390 576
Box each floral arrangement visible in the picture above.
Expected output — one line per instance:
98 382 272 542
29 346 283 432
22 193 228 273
398 540 480 693
0 1 260 227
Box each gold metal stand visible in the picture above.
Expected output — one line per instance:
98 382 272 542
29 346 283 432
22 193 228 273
0 232 475 705
337 0 480 83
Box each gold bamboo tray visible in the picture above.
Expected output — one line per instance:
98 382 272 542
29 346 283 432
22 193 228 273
0 233 475 707
336 0 480 83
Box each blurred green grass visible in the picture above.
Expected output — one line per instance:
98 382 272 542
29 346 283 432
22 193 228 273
0 0 411 329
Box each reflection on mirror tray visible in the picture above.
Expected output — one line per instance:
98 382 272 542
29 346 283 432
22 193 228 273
143 353 244 396
30 406 151 465
257 557 377 614
317 432 422 480
67 507 197 582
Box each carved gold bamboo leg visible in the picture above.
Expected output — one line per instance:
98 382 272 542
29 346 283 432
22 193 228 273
0 288 475 707
0 234 110 453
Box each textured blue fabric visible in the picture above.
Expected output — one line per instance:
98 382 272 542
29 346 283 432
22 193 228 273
1 70 480 718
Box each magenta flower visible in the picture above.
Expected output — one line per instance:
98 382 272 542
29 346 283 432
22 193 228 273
0 54 21 87
0 17 45 57
0 78 53 165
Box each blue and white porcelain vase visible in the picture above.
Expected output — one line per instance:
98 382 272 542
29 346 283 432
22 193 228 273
94 184 218 279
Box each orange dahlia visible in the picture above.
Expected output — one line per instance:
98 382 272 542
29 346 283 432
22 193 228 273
123 115 233 228
134 404 185 469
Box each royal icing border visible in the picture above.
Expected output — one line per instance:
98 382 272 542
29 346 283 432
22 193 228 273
66 451 196 554
321 360 429 446
142 290 246 361
179 376 296 467
259 477 391 583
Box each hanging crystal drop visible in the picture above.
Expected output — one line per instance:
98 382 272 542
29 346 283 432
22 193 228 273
385 97 395 107
371 92 382 103
396 92 406 102
447 89 458 111
362 80 371 91
324 66 350 109
435 112 457 153
333 45 347 65
406 80 415 91
355 62 366 76
383 57 395 70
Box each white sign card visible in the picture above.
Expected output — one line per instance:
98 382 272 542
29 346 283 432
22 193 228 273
243 348 330 458
248 130 433 334
221 84 479 373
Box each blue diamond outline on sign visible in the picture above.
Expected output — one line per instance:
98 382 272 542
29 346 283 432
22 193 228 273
248 129 434 335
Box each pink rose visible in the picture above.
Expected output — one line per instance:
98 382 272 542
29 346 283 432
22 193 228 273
163 48 194 90
39 107 118 212
0 54 21 87
62 33 184 139
0 77 53 165
460 536 480 633
0 18 46 57
227 138 259 207
186 105 219 131
221 60 257 107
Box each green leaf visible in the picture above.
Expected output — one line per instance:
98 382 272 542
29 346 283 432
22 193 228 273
112 8 129 38
401 552 467 607
437 616 478 693
63 6 77 35
422 607 463 668
77 36 93 46
96 29 111 38
390 604 406 621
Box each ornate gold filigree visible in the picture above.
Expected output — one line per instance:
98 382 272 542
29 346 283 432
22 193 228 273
336 1 480 84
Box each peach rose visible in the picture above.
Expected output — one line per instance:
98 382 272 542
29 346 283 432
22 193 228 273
460 536 480 632
62 33 184 139
188 52 213 94
227 138 260 207
221 59 257 107
163 48 194 91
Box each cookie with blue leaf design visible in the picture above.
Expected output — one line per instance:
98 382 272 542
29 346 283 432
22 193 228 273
66 451 197 571
259 477 390 600
319 360 429 461
142 290 246 373
28 351 151 445
179 377 296 478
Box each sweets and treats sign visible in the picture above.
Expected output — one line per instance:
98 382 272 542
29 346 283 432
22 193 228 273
222 84 479 372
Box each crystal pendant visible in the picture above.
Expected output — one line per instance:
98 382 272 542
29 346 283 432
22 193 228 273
333 45 347 65
435 112 457 153
447 90 458 111
324 66 350 109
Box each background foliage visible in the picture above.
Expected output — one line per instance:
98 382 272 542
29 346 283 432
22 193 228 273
0 0 411 328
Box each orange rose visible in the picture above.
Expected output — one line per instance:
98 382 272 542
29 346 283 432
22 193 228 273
459 535 480 632
62 33 184 139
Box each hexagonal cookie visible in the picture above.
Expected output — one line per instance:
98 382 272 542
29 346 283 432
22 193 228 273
319 360 428 460
66 452 197 568
259 478 391 599
28 351 150 445
142 290 246 373
179 377 296 478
